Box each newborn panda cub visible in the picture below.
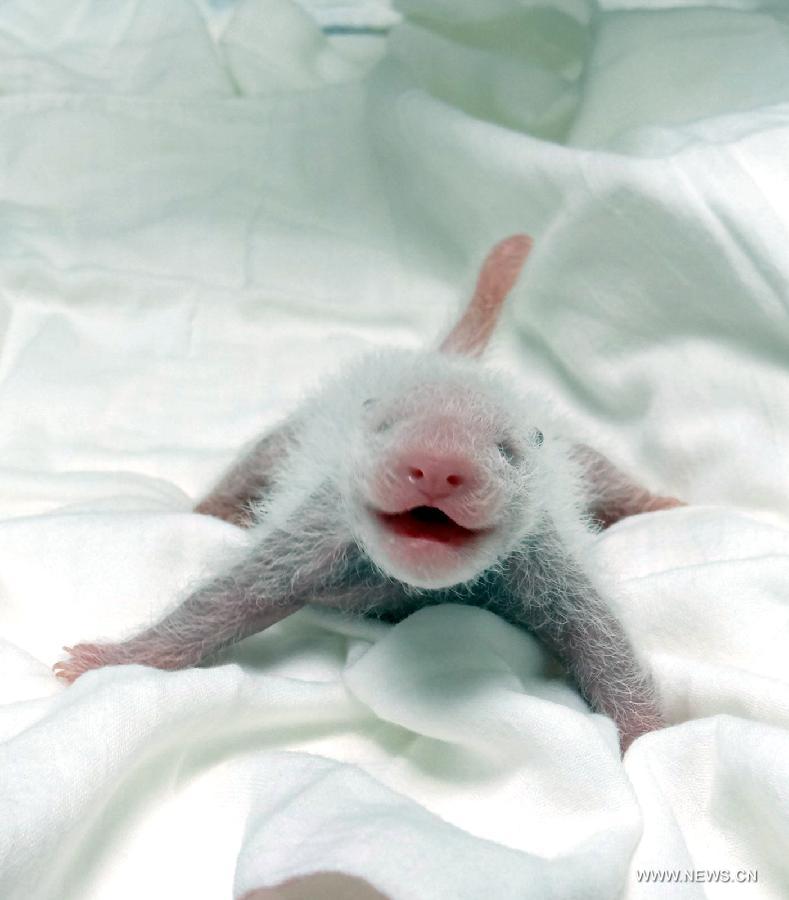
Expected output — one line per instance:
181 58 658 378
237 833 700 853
56 236 681 751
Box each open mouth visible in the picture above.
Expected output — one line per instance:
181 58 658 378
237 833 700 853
375 506 482 545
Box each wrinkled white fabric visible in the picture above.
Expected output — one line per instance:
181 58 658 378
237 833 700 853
0 0 787 898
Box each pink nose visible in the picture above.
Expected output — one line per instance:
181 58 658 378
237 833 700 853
395 453 477 500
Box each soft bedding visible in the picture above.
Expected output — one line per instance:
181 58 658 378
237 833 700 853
1 1 789 898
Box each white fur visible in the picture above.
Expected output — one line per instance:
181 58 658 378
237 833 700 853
57 340 663 749
251 347 593 591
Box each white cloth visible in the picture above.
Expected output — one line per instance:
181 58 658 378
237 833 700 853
1 1 788 897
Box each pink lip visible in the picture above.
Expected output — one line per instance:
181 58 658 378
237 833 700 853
373 506 486 546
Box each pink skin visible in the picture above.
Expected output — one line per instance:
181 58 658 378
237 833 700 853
370 441 499 526
352 233 533 588
389 450 480 503
350 234 536 588
193 419 298 526
54 644 113 683
571 443 685 529
361 422 506 588
54 233 675 752
440 234 533 357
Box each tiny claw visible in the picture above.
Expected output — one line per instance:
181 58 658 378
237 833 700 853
53 642 109 684
646 496 686 512
53 660 78 684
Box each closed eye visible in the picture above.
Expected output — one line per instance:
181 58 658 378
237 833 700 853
496 440 520 465
363 398 395 433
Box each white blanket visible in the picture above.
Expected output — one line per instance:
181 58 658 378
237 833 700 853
2 1 788 897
